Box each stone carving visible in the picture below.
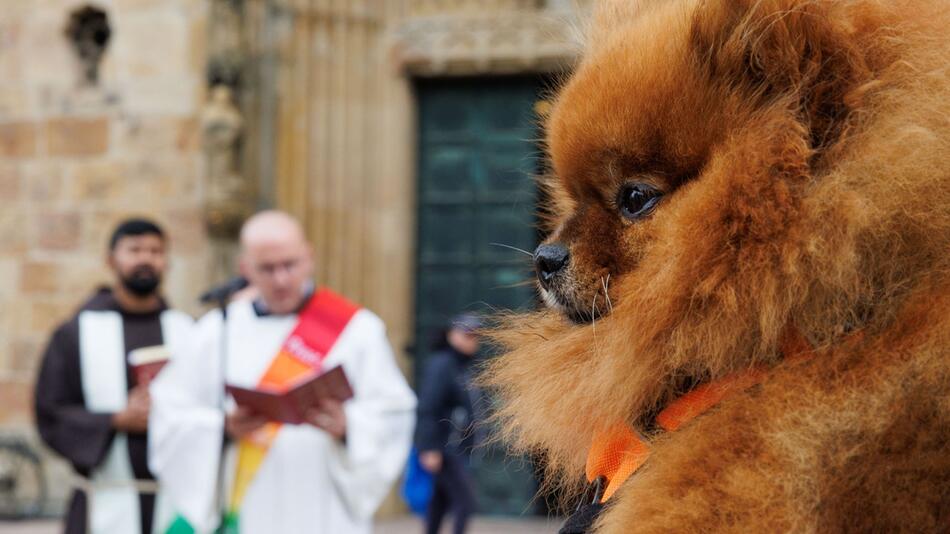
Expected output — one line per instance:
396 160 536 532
201 85 253 240
207 0 244 88
64 5 112 85
392 8 586 75
408 0 541 16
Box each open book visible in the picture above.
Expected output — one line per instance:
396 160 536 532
225 365 354 424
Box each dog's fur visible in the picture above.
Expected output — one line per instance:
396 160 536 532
482 0 950 530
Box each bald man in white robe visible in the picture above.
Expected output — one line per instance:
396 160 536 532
149 211 416 534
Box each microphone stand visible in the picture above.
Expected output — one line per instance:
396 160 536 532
197 279 247 534
215 291 231 533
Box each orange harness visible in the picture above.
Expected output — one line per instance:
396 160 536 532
584 329 815 503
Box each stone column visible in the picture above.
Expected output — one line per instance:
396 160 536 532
263 0 417 344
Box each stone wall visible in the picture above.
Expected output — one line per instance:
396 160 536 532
0 0 210 429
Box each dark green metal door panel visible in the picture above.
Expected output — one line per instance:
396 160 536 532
415 76 543 516
415 76 541 350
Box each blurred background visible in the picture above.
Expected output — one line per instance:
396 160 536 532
0 0 593 530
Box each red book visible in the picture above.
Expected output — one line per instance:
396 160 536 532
129 345 171 386
226 365 354 424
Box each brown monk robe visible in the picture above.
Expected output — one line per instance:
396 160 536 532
33 219 192 534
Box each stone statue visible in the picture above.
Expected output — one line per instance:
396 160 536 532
201 85 252 240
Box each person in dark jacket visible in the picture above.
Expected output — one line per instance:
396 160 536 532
415 313 483 534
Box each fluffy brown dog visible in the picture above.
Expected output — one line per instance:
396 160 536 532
483 0 950 531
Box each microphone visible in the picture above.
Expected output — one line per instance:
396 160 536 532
199 276 249 304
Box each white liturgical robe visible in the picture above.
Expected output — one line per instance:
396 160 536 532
149 298 417 534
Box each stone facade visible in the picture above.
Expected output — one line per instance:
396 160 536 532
0 0 209 431
0 0 591 517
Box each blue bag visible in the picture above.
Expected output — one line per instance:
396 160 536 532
401 447 434 516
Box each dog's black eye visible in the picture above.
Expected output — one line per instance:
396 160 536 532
617 183 662 220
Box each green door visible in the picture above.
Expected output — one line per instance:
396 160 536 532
415 76 543 516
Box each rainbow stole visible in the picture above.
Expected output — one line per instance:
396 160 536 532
222 288 359 532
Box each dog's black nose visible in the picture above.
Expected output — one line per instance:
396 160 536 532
534 243 570 289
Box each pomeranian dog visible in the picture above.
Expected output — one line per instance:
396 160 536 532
483 0 950 531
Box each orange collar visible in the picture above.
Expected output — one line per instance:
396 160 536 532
584 328 815 503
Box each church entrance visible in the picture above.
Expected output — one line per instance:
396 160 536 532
414 76 545 516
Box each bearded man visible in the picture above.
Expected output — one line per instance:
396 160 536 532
34 218 194 534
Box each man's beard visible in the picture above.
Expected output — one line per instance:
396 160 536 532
121 266 161 297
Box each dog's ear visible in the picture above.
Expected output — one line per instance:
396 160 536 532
691 0 875 150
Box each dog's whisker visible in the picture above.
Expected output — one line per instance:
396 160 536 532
603 274 613 313
469 301 503 315
492 278 540 290
591 293 598 336
488 242 534 257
